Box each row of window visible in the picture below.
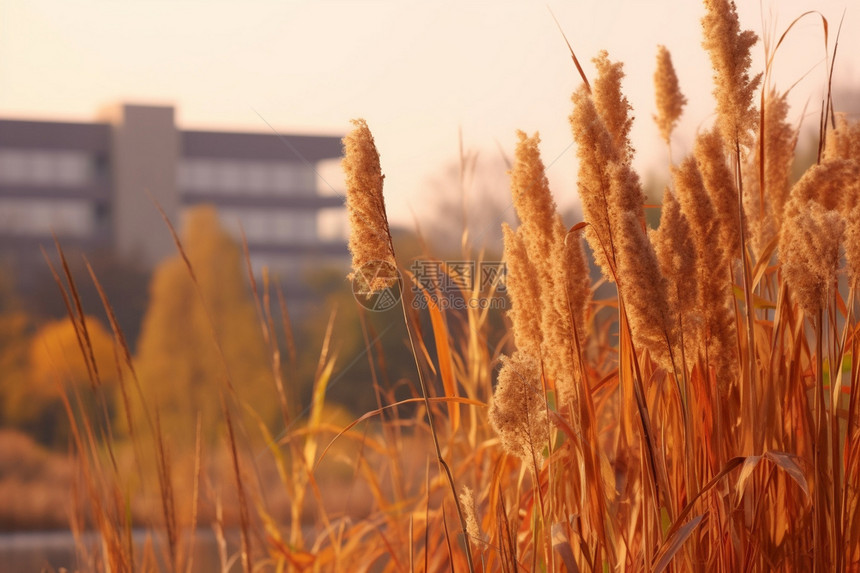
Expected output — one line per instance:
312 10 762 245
0 150 95 187
0 198 96 237
0 150 322 199
214 207 317 244
0 198 334 247
178 159 317 195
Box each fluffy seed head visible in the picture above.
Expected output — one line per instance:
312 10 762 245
781 202 845 315
824 114 860 162
502 224 543 360
652 189 697 316
571 85 620 278
592 51 634 162
612 169 677 371
570 82 645 281
653 45 687 145
743 91 797 257
695 128 743 257
784 159 860 221
488 352 549 466
342 119 396 292
845 204 860 290
459 486 482 543
652 189 699 363
510 131 563 280
508 132 591 406
559 230 592 347
542 221 590 408
672 156 737 384
701 0 762 150
673 156 721 261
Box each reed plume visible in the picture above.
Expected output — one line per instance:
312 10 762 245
845 204 860 290
652 189 698 359
501 224 543 361
612 169 676 371
571 85 620 278
570 53 644 280
459 486 482 543
672 155 737 384
342 118 396 292
743 91 797 257
784 159 860 219
558 231 591 350
695 128 743 258
653 45 687 147
592 50 634 163
781 202 845 315
673 156 719 260
701 0 762 151
488 352 549 466
824 113 860 162
507 131 590 405
509 131 565 284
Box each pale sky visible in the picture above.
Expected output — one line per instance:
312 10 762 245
1 1 858 232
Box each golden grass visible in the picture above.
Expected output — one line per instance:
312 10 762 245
50 2 860 571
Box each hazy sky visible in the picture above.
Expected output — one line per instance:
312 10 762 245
1 1 858 232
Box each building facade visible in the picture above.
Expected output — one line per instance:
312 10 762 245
0 103 348 301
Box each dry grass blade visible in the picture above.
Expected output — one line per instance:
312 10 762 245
737 451 811 501
312 396 485 471
550 522 581 573
221 392 252 573
42 240 100 390
184 415 203 573
549 8 591 92
412 275 460 433
652 514 706 573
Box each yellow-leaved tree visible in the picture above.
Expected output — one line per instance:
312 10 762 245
23 315 117 447
132 206 276 449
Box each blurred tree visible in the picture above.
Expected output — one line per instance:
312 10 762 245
0 311 31 431
132 206 277 449
2 315 117 447
0 264 33 433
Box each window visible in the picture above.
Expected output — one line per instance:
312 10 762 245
56 153 91 185
317 207 347 241
214 208 318 246
0 198 95 236
0 149 93 187
178 159 317 196
0 151 27 183
271 163 315 195
178 159 217 192
244 162 269 195
217 161 242 192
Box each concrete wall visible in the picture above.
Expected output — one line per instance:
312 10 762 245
107 104 179 266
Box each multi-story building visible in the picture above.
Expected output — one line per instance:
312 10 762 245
0 103 348 303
